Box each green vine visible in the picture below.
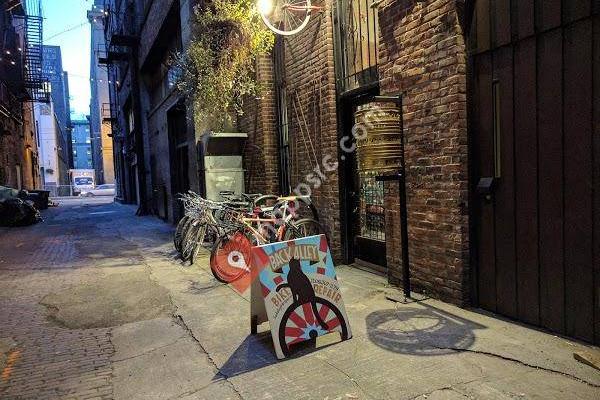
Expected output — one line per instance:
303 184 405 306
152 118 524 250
176 0 274 130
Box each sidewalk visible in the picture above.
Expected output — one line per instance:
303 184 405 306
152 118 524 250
0 199 598 399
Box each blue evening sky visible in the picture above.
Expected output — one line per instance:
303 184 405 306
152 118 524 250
42 0 92 119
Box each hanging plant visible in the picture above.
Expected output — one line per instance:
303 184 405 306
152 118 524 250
175 0 274 130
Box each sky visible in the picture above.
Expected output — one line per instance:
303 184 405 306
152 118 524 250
42 0 93 120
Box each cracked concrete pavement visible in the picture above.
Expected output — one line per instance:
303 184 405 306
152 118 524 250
0 198 598 399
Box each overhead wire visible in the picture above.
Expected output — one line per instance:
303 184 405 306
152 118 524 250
44 21 88 42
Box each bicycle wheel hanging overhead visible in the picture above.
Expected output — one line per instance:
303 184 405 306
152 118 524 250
257 0 322 36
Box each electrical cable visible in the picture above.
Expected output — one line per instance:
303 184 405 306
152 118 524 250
44 21 88 42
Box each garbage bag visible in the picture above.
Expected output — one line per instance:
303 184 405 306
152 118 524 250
0 185 19 202
0 198 42 227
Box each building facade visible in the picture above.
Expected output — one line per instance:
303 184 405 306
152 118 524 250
71 119 93 169
0 0 44 191
102 0 599 345
34 101 69 195
102 0 195 218
42 45 72 168
88 1 114 185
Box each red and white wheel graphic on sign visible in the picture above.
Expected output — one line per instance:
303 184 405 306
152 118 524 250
278 297 348 357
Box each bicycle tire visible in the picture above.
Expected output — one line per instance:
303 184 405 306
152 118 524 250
209 230 253 283
174 215 191 252
190 224 217 265
181 220 205 262
253 194 279 208
177 216 196 254
282 218 326 241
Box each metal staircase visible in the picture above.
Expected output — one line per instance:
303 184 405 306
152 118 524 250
16 0 48 102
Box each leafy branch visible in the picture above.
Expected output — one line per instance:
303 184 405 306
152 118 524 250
175 0 274 130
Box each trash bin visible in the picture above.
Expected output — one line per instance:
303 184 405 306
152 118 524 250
28 190 50 210
199 132 247 201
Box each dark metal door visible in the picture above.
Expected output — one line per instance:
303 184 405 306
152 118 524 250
168 105 190 221
470 0 599 344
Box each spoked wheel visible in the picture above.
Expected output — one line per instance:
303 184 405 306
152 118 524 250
253 194 279 208
283 218 325 241
278 297 348 357
181 220 206 262
209 231 254 283
258 0 313 36
190 224 219 265
274 198 320 221
174 215 191 252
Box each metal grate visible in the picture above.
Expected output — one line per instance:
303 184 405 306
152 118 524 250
359 170 385 241
16 0 48 102
334 0 380 92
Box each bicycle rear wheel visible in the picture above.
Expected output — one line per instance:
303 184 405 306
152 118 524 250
282 218 326 241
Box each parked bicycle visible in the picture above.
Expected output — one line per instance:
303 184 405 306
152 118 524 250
173 191 325 284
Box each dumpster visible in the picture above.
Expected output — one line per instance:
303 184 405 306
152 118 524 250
27 190 50 210
199 132 247 201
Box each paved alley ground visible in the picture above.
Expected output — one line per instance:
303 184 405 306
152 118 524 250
0 199 598 400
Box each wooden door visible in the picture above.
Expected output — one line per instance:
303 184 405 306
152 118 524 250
470 1 599 343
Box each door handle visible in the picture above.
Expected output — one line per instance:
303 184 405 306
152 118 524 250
477 177 496 202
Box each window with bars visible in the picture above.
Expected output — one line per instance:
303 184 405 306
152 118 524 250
334 0 380 92
359 170 386 241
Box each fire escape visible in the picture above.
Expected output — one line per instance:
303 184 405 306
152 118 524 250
13 0 49 102
98 0 138 146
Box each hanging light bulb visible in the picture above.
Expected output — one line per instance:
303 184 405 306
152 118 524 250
257 0 274 15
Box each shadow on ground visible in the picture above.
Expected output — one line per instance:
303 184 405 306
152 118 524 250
366 302 486 355
215 333 278 380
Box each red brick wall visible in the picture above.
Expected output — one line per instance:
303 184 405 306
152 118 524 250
241 5 342 260
239 54 279 196
281 3 341 260
241 0 470 301
378 0 470 305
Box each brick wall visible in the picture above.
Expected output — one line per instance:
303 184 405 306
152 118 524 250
138 0 177 66
241 3 342 260
239 54 280 196
139 0 196 222
378 0 470 305
239 0 470 301
0 116 25 189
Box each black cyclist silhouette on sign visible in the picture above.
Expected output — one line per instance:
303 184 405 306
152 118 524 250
275 257 329 330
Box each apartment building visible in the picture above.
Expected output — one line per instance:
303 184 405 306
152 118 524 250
0 0 45 191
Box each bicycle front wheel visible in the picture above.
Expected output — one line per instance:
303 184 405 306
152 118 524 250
174 215 191 252
210 230 253 283
259 0 312 36
181 220 205 262
191 224 217 265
